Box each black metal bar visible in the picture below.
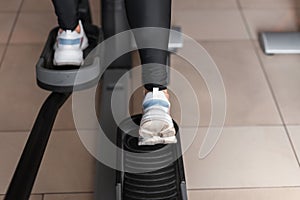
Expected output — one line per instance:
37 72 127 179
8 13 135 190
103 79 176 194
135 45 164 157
78 0 92 25
101 0 129 39
5 92 71 200
166 53 171 86
101 0 132 68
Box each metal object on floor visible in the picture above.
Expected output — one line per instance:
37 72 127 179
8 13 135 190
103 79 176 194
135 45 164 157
169 26 183 52
260 32 300 55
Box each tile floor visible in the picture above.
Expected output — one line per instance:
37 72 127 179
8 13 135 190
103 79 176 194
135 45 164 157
1 0 300 199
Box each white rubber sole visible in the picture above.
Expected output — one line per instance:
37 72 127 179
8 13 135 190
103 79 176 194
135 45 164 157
138 136 177 146
53 49 83 66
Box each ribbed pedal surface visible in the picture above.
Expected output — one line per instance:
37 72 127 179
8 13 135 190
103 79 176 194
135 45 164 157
123 135 179 200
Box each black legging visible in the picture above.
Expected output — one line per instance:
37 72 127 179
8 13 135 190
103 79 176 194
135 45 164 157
125 0 171 91
52 0 171 91
52 0 80 31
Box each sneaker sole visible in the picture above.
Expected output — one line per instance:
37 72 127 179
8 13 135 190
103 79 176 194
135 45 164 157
53 60 83 66
54 50 83 66
138 136 177 146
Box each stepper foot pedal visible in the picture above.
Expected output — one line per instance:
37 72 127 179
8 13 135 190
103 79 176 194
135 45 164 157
36 24 103 93
116 114 188 200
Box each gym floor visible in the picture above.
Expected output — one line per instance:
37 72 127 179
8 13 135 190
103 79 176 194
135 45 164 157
1 0 300 199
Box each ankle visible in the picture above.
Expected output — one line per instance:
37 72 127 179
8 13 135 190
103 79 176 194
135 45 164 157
144 89 169 100
58 24 81 34
162 89 169 99
74 24 81 33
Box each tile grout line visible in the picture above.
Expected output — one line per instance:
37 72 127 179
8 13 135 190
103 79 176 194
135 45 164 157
0 0 25 69
32 191 93 196
1 38 266 46
0 128 77 133
235 0 253 40
2 123 300 133
3 122 300 133
236 0 300 167
187 185 300 191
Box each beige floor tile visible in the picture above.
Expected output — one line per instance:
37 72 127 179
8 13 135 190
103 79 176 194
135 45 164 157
169 40 281 126
0 132 28 194
20 0 101 30
172 0 238 10
0 45 75 131
89 0 101 11
10 13 57 44
91 9 101 26
243 9 299 39
257 46 300 125
202 41 281 126
0 195 42 200
21 0 54 12
169 54 211 127
173 10 249 41
188 187 300 200
0 13 16 44
0 131 95 194
288 126 300 161
33 131 95 193
44 193 93 200
21 0 100 12
239 0 300 9
0 0 22 11
183 126 300 189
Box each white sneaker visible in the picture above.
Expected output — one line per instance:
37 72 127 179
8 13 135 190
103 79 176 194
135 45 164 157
53 20 89 66
139 88 177 146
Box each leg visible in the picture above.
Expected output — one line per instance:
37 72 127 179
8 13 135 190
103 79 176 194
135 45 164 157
125 0 171 91
125 0 177 145
52 0 89 66
52 0 80 31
